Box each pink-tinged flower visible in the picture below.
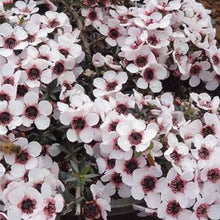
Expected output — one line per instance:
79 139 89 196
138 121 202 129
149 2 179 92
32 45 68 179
109 92 135 115
32 195 64 220
22 91 53 130
152 0 181 11
4 137 42 178
41 11 68 29
48 32 82 59
116 116 158 152
191 196 220 220
101 170 131 198
99 19 126 47
115 156 146 186
92 53 105 67
60 108 99 143
0 212 7 220
164 133 190 173
100 131 133 160
104 55 122 71
23 21 49 46
0 84 16 102
135 9 172 30
181 61 211 87
158 191 192 220
125 45 156 73
88 181 111 220
0 62 20 86
147 30 170 49
131 166 165 208
39 144 61 168
190 93 220 113
11 0 38 17
81 8 103 28
191 134 219 169
0 23 28 57
137 63 167 92
93 71 128 97
205 72 220 91
96 157 116 174
165 168 199 208
0 100 23 134
200 160 220 184
207 45 220 75
21 58 51 87
3 183 43 220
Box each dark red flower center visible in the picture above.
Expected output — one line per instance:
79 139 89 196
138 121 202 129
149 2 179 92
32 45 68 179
135 56 148 67
0 213 7 220
44 201 56 217
141 176 157 193
128 132 142 145
25 106 38 119
196 203 209 218
190 65 201 75
124 158 138 174
109 28 119 40
59 49 69 58
83 201 100 219
111 173 122 186
116 104 128 115
202 126 214 137
88 11 97 21
16 150 30 164
212 55 220 65
107 159 116 169
27 67 40 81
166 200 181 216
17 85 28 97
108 121 118 131
0 93 10 101
148 35 158 46
106 81 118 91
170 150 182 162
49 19 59 28
207 168 220 183
3 77 14 85
170 176 185 193
0 111 11 125
53 62 65 75
198 147 210 160
4 37 16 49
71 117 86 130
143 68 154 81
20 198 36 214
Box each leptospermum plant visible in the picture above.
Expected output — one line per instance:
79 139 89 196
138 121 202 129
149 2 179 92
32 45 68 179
0 0 219 219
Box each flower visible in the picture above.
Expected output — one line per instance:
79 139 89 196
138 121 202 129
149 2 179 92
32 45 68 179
93 71 128 97
116 115 158 152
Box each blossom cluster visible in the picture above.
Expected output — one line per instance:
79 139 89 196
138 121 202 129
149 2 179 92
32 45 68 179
82 0 220 92
0 0 85 219
0 0 220 220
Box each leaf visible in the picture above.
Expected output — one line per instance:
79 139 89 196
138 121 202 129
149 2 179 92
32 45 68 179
70 160 79 173
148 142 154 150
81 165 90 175
134 151 142 158
84 174 99 178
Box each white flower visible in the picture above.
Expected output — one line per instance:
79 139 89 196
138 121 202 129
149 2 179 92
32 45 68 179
0 23 28 57
137 63 167 92
93 71 128 97
116 116 158 152
22 91 53 130
60 108 99 143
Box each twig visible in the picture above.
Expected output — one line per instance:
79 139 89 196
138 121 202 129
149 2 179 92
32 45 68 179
75 185 81 216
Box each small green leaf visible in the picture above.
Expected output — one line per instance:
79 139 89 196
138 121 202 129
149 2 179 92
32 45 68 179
134 151 142 158
70 160 79 173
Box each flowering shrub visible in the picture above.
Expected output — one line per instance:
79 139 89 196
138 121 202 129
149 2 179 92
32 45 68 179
0 0 220 219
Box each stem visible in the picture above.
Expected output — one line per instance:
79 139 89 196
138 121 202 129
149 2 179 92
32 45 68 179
75 185 81 216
